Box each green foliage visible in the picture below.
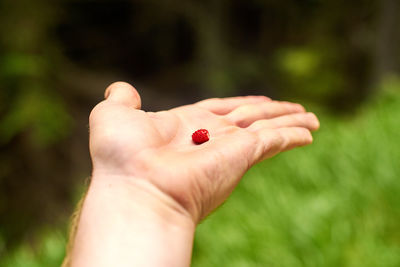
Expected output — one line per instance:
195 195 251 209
0 0 69 147
0 88 72 146
0 230 66 267
276 46 345 102
192 85 400 266
278 48 320 78
2 80 398 267
0 82 399 266
0 0 398 265
0 53 47 78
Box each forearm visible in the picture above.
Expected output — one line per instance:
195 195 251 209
68 175 196 267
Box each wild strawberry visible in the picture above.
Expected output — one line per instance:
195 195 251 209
192 129 210 144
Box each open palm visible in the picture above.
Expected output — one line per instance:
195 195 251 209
89 82 319 222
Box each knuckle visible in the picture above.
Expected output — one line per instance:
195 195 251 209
236 104 255 115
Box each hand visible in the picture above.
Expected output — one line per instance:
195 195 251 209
89 82 319 223
68 81 320 267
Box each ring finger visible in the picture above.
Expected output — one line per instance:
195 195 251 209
225 101 306 128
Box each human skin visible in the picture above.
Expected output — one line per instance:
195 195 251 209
66 82 320 267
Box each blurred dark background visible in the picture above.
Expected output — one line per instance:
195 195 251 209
1 0 400 266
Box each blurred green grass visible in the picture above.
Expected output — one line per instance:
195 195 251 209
2 81 400 267
0 230 66 267
192 81 400 266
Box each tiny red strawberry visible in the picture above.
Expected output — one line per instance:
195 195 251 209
192 129 210 144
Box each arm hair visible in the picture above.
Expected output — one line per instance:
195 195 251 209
61 190 87 267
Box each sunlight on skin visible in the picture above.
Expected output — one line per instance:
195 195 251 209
68 81 319 267
90 82 319 221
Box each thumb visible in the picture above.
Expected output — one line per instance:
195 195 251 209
104 81 142 109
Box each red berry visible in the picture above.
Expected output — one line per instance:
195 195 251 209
192 129 210 144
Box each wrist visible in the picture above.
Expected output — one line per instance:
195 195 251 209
90 172 195 227
70 172 195 267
